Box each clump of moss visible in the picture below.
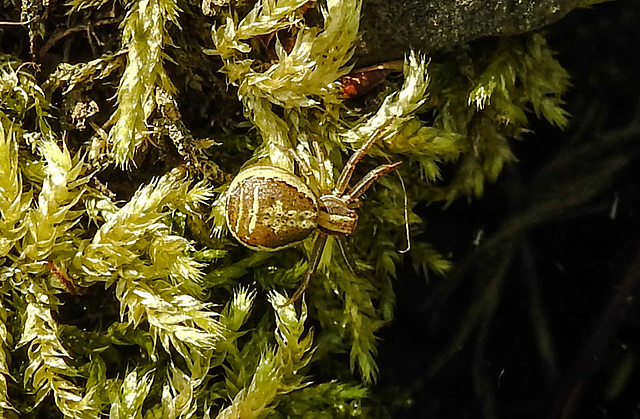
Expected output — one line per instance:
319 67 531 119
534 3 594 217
0 0 569 417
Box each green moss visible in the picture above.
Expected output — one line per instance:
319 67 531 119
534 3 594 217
0 0 571 417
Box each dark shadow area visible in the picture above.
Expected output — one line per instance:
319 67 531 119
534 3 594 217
376 0 640 417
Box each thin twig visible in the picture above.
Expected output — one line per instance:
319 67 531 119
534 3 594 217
0 18 34 26
37 17 121 57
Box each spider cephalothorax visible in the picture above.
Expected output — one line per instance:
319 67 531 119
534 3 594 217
225 126 400 301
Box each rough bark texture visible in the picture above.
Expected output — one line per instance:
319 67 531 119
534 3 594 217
357 0 588 65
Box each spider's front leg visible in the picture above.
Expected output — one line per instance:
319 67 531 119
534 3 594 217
333 121 393 195
344 161 402 204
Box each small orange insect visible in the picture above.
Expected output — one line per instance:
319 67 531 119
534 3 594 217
339 60 404 98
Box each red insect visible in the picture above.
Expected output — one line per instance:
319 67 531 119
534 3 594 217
339 60 404 99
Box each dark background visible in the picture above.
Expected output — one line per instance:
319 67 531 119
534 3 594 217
377 0 640 418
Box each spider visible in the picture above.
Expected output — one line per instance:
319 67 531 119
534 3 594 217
225 125 400 302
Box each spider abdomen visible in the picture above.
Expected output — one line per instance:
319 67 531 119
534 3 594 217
226 166 319 251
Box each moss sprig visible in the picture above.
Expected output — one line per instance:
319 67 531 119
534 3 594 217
429 34 570 202
66 0 115 13
21 138 87 264
214 292 313 418
69 171 224 376
137 362 202 418
108 369 154 419
270 381 368 418
0 56 53 140
0 298 14 412
115 276 222 362
216 286 257 352
0 116 31 258
468 34 570 127
44 53 125 96
209 0 361 167
109 0 180 166
336 269 384 383
17 283 103 418
72 171 212 288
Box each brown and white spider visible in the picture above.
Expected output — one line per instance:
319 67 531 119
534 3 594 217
225 125 400 302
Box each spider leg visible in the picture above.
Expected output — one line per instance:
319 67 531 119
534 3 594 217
312 140 327 190
333 120 393 195
289 143 321 193
339 236 387 293
291 137 331 195
337 236 359 276
288 233 328 303
344 161 402 204
290 147 313 177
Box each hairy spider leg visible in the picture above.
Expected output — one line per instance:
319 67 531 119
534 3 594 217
312 140 327 190
289 136 331 195
289 144 319 192
337 235 359 274
333 120 394 195
288 233 329 303
344 161 402 204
